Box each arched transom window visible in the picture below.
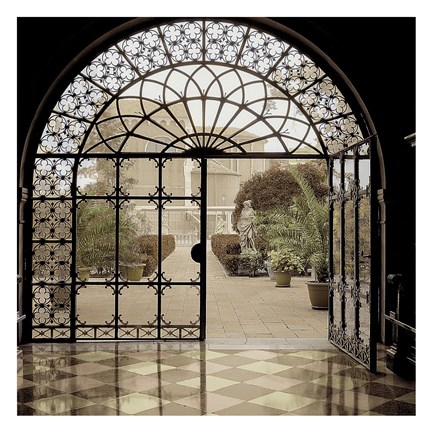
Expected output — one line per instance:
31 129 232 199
36 20 364 159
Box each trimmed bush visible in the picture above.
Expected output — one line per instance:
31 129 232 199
211 234 241 276
211 234 240 256
211 234 267 276
137 234 176 276
223 255 241 275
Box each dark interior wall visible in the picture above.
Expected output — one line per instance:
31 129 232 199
17 17 132 167
17 17 416 180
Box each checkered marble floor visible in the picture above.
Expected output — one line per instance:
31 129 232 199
17 342 415 416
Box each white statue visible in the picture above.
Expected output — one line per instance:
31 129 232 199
237 200 257 252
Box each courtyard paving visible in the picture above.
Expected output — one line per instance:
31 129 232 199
163 245 328 339
76 245 328 340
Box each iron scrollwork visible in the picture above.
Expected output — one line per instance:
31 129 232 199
329 138 375 370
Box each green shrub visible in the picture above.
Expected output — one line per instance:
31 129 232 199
238 248 266 276
211 234 240 255
211 234 241 275
162 235 176 259
140 254 158 277
137 234 176 277
211 234 267 276
232 161 327 229
223 254 241 275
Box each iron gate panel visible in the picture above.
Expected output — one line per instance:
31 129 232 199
328 138 378 371
58 155 207 341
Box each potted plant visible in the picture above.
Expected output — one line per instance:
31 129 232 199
287 167 329 309
256 209 294 281
119 240 146 281
269 248 303 287
238 248 266 277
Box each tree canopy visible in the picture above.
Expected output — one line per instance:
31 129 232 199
232 160 327 229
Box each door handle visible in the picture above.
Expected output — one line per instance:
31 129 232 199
191 243 204 263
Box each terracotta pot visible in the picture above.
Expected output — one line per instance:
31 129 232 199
306 281 329 309
121 264 145 281
77 267 91 282
274 271 292 287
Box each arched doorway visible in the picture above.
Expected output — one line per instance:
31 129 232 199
19 18 382 371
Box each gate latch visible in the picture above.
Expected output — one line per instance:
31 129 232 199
191 243 204 263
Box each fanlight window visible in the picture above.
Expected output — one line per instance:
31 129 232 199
36 19 364 158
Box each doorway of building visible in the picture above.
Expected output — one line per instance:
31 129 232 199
23 18 380 371
204 157 328 340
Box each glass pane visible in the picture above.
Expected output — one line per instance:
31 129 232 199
32 200 72 241
163 158 201 198
332 159 341 194
32 284 72 334
32 243 72 283
119 199 159 281
345 287 356 338
358 141 370 156
344 153 355 193
33 158 74 198
332 202 341 280
118 284 158 339
359 158 370 190
76 157 116 197
344 199 356 339
358 142 370 190
332 201 342 330
118 203 144 282
345 200 356 285
122 157 158 198
76 199 116 280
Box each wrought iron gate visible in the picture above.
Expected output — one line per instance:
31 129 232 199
72 156 207 340
72 157 206 340
328 137 379 371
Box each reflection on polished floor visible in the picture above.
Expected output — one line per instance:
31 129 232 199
18 342 415 416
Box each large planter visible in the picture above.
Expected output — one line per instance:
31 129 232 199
306 281 329 309
120 264 145 281
274 271 292 287
77 267 92 282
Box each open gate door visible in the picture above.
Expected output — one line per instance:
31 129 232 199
328 137 379 372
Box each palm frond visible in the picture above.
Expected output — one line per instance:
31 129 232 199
288 167 329 281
